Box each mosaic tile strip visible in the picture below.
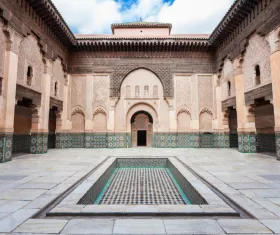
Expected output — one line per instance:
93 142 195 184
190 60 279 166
30 133 48 154
256 133 276 153
96 168 189 205
275 132 280 161
107 133 130 148
177 133 200 148
0 133 13 163
70 133 85 148
117 158 167 168
153 133 177 148
12 134 31 153
213 133 230 148
238 133 257 153
85 133 107 148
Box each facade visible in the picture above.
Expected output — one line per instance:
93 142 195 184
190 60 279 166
1 0 280 162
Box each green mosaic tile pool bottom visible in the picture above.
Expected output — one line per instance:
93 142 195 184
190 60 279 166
95 167 191 205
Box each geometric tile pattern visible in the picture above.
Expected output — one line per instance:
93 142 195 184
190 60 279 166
85 133 107 148
238 133 257 153
153 133 178 148
276 132 280 160
69 133 85 148
96 168 189 205
107 133 130 148
0 133 13 163
30 133 48 154
177 133 200 148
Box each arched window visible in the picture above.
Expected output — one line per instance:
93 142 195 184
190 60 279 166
144 85 149 95
0 77 3 96
135 86 140 96
255 65 261 86
26 66 33 86
153 85 158 96
54 82 58 97
227 81 231 97
126 86 131 97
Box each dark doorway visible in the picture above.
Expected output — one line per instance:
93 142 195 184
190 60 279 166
48 108 57 149
137 130 147 146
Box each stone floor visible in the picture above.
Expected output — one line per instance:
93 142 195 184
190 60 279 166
0 148 279 234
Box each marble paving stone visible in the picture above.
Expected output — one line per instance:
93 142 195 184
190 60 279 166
0 213 9 220
61 219 114 234
14 219 68 234
113 219 165 235
158 205 203 213
229 182 270 189
0 201 29 213
268 198 280 206
261 175 280 181
261 220 280 233
0 176 27 181
200 205 236 213
0 209 38 233
0 189 47 201
15 183 58 190
24 194 58 209
125 205 159 213
164 219 225 234
50 205 85 213
82 205 126 213
218 219 273 234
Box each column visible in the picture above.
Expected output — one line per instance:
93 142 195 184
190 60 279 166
30 59 52 154
214 76 230 148
234 58 257 153
56 74 70 149
84 75 93 148
0 28 21 162
270 31 280 160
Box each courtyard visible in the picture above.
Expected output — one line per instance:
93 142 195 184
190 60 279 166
0 148 279 234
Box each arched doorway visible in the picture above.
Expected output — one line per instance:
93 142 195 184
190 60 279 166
131 111 153 147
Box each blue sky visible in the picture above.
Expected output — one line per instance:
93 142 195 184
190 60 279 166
52 0 234 34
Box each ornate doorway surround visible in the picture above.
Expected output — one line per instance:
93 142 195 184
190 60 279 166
131 111 153 147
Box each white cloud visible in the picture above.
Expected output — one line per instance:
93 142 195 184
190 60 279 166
52 0 234 34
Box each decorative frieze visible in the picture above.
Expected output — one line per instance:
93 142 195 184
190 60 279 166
0 133 13 163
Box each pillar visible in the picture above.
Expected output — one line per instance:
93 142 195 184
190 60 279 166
30 59 52 154
0 27 21 162
84 75 93 148
56 74 70 149
270 32 280 160
214 76 230 148
234 58 257 153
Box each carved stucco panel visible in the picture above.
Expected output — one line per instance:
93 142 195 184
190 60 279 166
243 34 271 92
0 22 5 78
17 35 43 92
198 75 213 110
51 58 64 100
175 75 191 113
221 59 235 101
93 75 110 112
71 76 86 110
111 65 172 97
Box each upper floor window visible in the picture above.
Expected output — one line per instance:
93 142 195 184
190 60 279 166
54 82 58 97
126 85 131 97
135 86 140 96
153 85 158 96
227 81 231 97
144 85 149 95
255 64 261 86
0 77 3 96
26 66 33 86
